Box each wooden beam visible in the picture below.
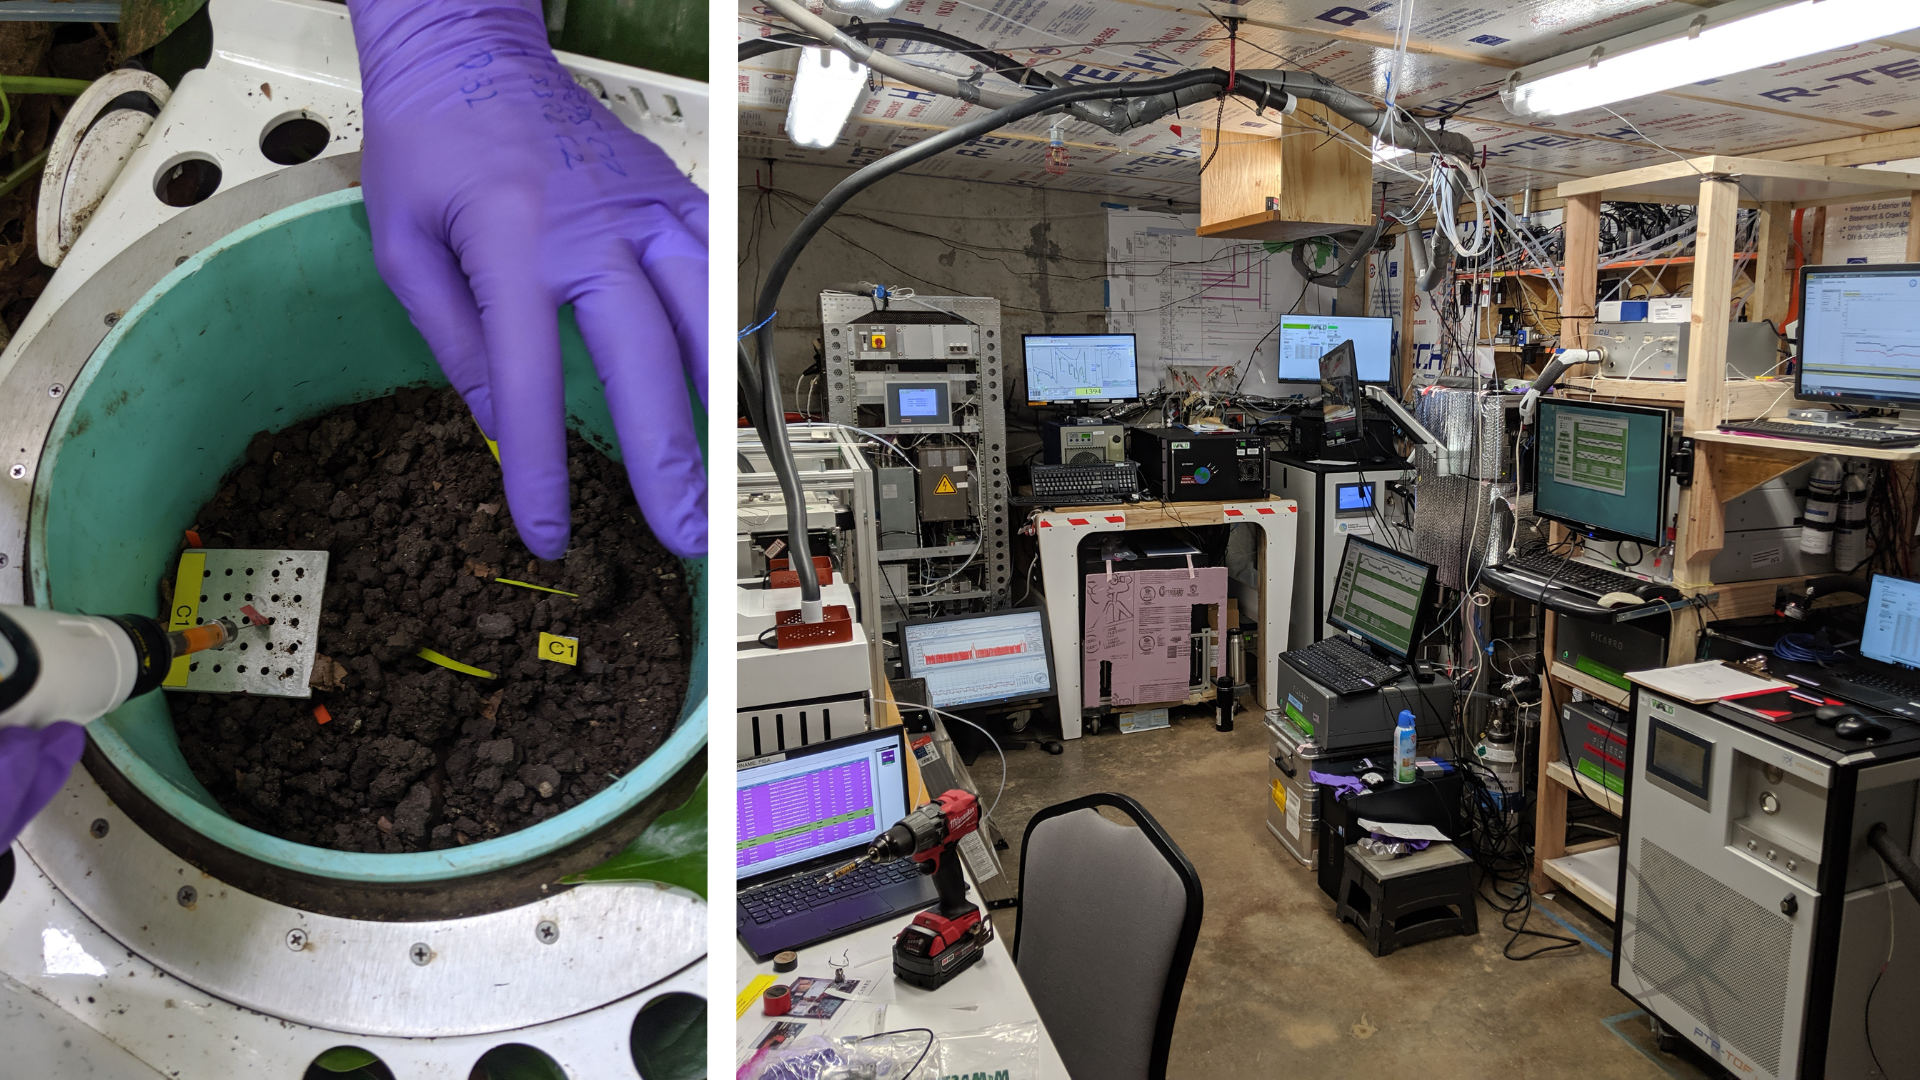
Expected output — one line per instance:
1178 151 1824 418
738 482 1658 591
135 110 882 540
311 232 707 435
1754 201 1793 329
1809 206 1828 263
1908 196 1920 263
1758 124 1920 168
1561 193 1601 350
1674 175 1742 587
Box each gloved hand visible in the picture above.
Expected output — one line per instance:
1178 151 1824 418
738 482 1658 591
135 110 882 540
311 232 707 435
1 723 85 849
348 0 707 559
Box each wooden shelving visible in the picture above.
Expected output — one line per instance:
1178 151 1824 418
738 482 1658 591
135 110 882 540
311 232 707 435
1530 154 1920 912
1549 661 1630 709
1546 760 1625 817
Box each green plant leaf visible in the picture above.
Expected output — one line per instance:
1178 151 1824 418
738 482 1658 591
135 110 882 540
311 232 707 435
561 775 706 897
312 1047 379 1073
473 1045 568 1080
632 994 706 1080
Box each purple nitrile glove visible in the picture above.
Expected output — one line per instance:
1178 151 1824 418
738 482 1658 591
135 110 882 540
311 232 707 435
348 0 708 559
1 723 85 848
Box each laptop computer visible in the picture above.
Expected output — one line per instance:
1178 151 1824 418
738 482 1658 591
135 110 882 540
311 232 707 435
1279 535 1436 696
1804 573 1920 719
736 726 939 962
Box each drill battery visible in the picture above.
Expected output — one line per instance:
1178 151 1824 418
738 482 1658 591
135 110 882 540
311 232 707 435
893 909 993 990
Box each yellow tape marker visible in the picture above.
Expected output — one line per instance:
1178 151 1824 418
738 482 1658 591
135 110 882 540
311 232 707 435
415 648 495 679
539 632 579 665
163 552 206 687
485 437 500 462
496 577 579 597
737 974 776 1020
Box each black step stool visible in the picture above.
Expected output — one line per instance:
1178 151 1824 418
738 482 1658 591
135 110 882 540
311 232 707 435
1335 841 1478 956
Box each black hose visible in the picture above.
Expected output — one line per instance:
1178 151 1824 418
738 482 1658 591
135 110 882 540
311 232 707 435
1866 822 1920 902
740 23 1063 91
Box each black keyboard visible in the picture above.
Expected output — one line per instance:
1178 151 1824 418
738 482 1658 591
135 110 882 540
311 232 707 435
1717 419 1920 448
1502 549 1660 599
738 858 919 924
1837 668 1920 698
1014 461 1143 506
1280 636 1403 695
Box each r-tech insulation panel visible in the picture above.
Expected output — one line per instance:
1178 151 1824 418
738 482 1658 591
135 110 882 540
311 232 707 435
822 293 1010 634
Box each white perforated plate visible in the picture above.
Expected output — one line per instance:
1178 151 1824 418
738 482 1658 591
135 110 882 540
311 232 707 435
165 548 326 697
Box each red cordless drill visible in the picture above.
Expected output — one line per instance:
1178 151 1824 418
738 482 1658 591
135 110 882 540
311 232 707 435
868 789 993 990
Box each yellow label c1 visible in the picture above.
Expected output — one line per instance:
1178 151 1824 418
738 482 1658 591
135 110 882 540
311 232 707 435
539 632 579 666
163 551 206 687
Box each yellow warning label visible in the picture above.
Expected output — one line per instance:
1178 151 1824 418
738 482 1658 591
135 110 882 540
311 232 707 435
539 632 579 665
935 474 957 494
163 552 206 687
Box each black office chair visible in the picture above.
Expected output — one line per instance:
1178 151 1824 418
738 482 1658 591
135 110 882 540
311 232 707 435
1013 792 1203 1080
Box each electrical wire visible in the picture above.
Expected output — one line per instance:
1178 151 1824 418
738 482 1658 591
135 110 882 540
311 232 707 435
895 702 1009 826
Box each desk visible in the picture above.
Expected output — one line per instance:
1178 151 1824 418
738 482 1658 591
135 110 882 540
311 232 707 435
1031 497 1299 738
734 905 1070 1078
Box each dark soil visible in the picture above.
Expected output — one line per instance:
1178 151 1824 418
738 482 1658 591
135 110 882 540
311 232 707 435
167 387 693 853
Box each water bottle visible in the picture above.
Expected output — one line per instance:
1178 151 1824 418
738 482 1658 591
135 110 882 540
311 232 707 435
1800 455 1843 556
1834 468 1870 571
1395 709 1417 784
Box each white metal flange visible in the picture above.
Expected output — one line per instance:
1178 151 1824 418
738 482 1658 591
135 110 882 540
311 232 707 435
15 766 705 1038
36 69 173 269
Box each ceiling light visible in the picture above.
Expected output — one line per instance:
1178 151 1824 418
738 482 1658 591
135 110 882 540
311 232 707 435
823 0 906 15
785 47 868 150
1371 138 1411 164
1501 0 1920 119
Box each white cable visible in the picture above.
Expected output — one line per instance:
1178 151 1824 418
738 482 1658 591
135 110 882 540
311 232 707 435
899 702 1009 826
790 422 920 470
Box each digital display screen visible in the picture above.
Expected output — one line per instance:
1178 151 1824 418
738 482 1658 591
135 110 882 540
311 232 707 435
901 609 1053 708
1531 400 1668 543
1860 573 1920 670
1278 316 1394 383
896 388 940 417
1023 334 1141 403
1336 482 1374 513
1326 536 1433 661
1646 718 1713 808
1798 266 1920 407
736 729 910 879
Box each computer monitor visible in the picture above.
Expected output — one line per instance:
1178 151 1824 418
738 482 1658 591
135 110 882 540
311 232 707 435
736 726 912 879
1279 315 1394 383
1320 339 1360 446
1796 263 1920 408
900 607 1054 709
1023 334 1140 404
1531 399 1669 545
1326 535 1436 662
884 381 950 427
1860 573 1920 670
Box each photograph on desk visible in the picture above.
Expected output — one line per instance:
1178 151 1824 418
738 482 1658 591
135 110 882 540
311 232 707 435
735 0 1920 1077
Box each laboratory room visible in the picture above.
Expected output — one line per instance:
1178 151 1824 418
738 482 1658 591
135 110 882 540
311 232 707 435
736 0 1920 1076
0 3 713 1079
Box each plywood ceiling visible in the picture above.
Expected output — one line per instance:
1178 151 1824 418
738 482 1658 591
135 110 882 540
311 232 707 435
738 0 1920 203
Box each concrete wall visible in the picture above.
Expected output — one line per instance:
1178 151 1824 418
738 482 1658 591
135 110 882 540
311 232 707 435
738 157 1113 413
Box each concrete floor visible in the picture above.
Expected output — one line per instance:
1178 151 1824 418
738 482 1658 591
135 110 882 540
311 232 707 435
977 707 1724 1080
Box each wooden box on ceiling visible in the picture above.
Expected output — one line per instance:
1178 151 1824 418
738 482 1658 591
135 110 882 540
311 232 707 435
1198 99 1373 242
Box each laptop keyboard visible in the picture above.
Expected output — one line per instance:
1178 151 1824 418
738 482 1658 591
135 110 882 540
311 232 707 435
1281 636 1403 695
739 858 920 923
1838 668 1920 699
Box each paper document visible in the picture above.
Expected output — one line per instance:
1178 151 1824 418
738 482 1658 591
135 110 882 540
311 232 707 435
1626 660 1790 703
1358 818 1451 842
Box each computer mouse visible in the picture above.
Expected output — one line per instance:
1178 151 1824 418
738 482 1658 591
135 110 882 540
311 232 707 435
1814 704 1858 726
1834 715 1892 741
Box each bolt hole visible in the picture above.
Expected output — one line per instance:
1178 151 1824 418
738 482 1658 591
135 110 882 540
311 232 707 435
261 114 330 166
224 568 233 576
290 617 300 628
302 1047 396 1080
223 593 231 601
236 665 246 673
294 595 302 603
153 154 222 207
212 665 221 673
472 1045 570 1080
244 567 254 576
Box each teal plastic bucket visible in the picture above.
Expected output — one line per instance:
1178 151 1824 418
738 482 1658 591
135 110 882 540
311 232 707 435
28 189 706 918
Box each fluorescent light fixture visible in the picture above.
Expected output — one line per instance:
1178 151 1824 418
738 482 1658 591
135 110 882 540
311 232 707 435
1501 0 1920 118
785 47 868 150
824 0 906 14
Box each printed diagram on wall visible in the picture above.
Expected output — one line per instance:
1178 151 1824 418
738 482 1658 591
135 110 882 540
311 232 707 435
1083 567 1227 707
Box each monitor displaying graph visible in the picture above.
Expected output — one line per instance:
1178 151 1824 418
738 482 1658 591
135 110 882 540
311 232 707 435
1798 265 1920 407
1023 334 1140 403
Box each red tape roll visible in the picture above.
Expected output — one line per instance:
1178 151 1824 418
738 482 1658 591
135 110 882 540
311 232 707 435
763 983 792 1016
